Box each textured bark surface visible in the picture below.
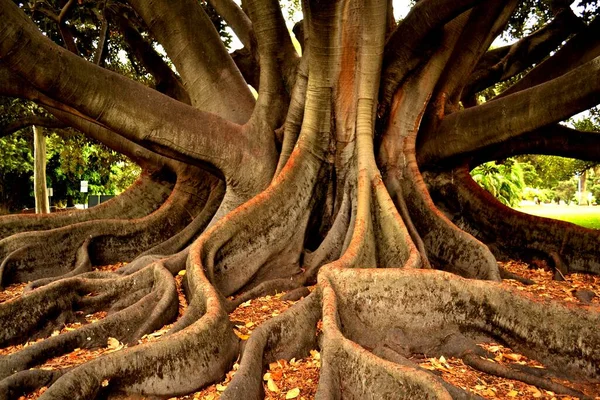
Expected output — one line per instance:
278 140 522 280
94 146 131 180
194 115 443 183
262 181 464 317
0 0 599 398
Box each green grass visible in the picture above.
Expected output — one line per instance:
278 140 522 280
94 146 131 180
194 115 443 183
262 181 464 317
516 204 600 229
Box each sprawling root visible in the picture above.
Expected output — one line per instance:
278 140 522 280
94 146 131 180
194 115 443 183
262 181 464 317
313 266 599 398
427 166 600 276
28 247 237 399
222 294 321 400
0 261 178 398
0 166 218 287
0 170 175 240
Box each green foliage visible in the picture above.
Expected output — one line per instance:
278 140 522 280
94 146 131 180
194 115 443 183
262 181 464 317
522 187 555 203
471 158 526 207
554 179 578 205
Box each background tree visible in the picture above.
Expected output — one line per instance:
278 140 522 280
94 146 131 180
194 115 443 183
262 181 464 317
0 0 600 399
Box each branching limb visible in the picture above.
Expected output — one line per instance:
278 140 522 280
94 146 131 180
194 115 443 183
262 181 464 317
419 55 600 166
430 0 519 112
0 115 66 138
470 123 600 165
127 0 254 123
500 16 600 97
464 7 585 102
380 0 484 113
206 0 256 53
108 4 191 104
0 6 249 180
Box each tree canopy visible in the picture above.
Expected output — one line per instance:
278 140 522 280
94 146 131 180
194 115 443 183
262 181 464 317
1 0 600 399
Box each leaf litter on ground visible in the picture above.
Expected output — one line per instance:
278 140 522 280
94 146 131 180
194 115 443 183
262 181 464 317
10 261 600 399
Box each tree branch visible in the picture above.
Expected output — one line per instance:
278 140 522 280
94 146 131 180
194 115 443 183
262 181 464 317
31 0 79 54
432 0 519 110
108 5 191 104
498 16 600 98
0 116 66 138
127 0 255 124
418 55 600 166
379 0 484 113
469 124 600 165
0 3 248 179
244 0 299 128
92 14 108 66
464 8 585 101
206 0 256 53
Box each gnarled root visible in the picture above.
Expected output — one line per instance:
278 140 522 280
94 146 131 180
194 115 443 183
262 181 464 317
0 262 177 379
34 246 237 399
427 166 600 276
0 170 175 240
222 294 321 400
0 166 217 287
314 266 600 397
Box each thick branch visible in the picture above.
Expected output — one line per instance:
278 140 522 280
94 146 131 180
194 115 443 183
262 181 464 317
109 6 191 104
432 0 519 110
499 16 600 97
464 8 585 100
127 0 254 123
0 116 66 138
92 15 108 66
379 0 484 112
206 0 256 52
245 0 298 127
0 5 248 179
470 124 600 165
418 55 600 166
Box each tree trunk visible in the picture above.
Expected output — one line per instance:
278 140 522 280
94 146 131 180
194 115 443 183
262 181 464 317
32 125 49 214
0 0 599 398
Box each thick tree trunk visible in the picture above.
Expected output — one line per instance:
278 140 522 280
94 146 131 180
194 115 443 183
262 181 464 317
0 0 599 398
32 125 49 215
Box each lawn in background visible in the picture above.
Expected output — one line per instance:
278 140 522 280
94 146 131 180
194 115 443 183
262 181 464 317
516 204 600 229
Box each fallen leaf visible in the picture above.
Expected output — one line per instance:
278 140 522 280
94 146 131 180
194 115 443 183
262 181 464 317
267 378 280 393
504 353 523 362
177 269 186 276
216 383 227 392
107 337 121 349
240 300 252 307
286 387 301 399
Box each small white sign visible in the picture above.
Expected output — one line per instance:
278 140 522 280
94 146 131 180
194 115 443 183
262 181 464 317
47 187 53 197
80 180 88 193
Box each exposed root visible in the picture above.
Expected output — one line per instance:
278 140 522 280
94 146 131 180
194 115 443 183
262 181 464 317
0 170 174 240
0 263 177 379
0 167 214 286
222 294 321 400
0 369 64 400
461 352 589 398
24 238 93 292
33 248 237 399
427 166 600 276
314 265 600 398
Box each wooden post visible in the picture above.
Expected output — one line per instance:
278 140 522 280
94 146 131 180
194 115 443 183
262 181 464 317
33 125 50 214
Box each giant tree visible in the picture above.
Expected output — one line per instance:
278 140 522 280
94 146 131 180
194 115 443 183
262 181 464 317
0 0 600 398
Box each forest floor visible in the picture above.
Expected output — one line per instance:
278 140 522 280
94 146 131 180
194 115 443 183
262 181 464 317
1 261 599 400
